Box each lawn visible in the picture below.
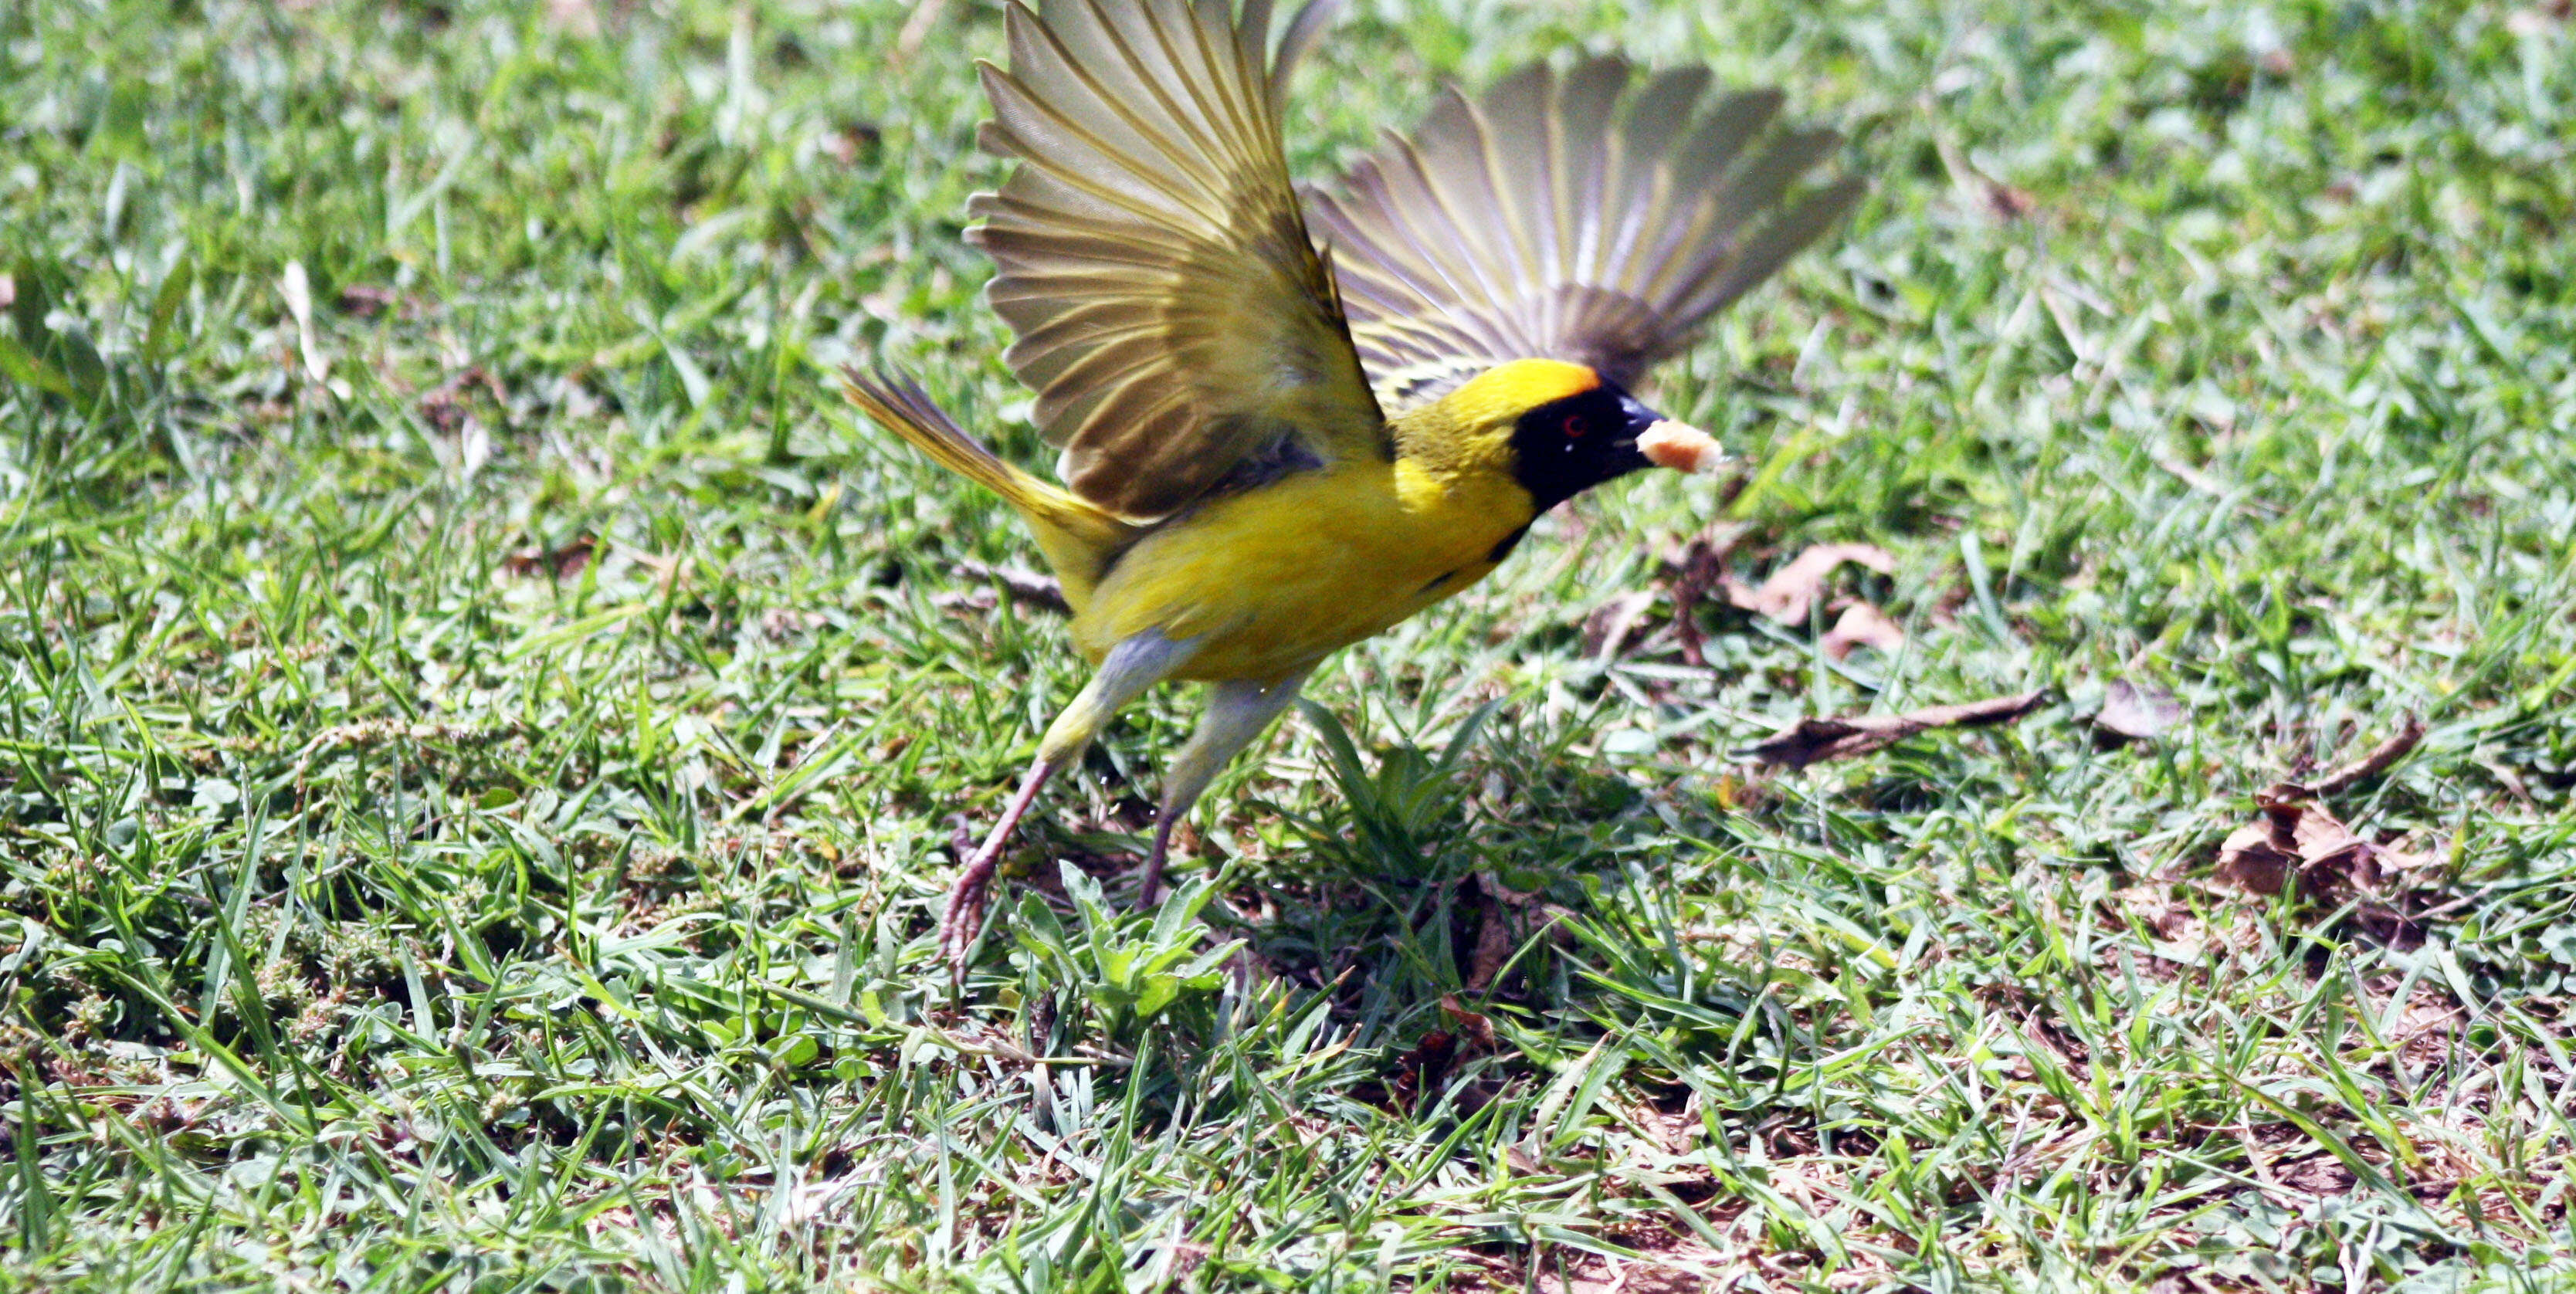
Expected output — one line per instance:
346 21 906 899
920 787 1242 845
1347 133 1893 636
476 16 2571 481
3 0 2573 1288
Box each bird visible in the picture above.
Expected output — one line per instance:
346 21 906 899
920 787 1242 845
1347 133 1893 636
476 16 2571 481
843 0 1860 967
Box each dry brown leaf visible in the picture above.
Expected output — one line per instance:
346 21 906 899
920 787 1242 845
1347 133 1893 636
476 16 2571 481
1466 875 1568 991
2210 817 2294 897
1985 180 2039 221
2215 791 2372 897
1438 994 1496 1051
2093 679 2183 745
1657 523 1748 668
1583 590 1657 660
502 536 596 581
2212 716 2432 942
1724 543 1895 626
2273 1154 2357 1198
336 284 398 318
2309 713 2427 797
1387 1030 1457 1112
1466 898 1515 994
2215 792 2429 903
822 122 883 168
1385 996 1503 1113
1741 689 2046 769
419 365 510 434
1819 598 1905 661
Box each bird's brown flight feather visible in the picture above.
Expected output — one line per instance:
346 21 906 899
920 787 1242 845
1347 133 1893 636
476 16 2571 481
968 0 1385 520
1307 57 1864 410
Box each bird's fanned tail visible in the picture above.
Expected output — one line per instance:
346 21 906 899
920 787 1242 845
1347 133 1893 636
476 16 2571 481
842 367 1137 611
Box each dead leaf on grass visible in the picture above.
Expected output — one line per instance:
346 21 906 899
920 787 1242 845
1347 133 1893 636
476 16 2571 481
2308 713 2428 798
1583 589 1657 660
2215 791 2369 897
1741 689 2046 769
2091 679 2183 745
1438 994 1496 1052
1386 996 1500 1113
1819 598 1905 661
2215 791 2428 901
502 535 597 581
1464 874 1571 991
2274 1153 2358 1198
1388 1028 1457 1112
1723 543 1894 626
336 284 398 318
1466 896 1516 993
419 366 509 434
2212 716 2432 943
1656 523 1748 668
1985 179 2040 221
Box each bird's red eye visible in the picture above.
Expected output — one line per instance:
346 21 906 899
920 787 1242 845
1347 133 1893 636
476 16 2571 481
1563 415 1588 439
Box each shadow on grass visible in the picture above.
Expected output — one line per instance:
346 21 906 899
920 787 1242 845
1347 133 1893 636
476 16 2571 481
972 700 1819 1154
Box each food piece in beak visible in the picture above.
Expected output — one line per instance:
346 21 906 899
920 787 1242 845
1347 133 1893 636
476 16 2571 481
1638 420 1725 474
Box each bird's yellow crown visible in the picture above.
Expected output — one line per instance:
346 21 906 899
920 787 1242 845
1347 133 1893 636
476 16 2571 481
1442 359 1602 427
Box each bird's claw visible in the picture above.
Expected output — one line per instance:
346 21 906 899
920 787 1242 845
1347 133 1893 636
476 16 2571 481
937 815 1008 973
936 814 993 973
937 867 992 973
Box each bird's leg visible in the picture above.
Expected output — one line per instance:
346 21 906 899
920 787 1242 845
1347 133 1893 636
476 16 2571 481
940 631 1198 969
937 757 1063 964
1137 667 1311 907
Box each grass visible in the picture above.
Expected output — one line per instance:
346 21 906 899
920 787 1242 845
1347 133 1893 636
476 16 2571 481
2 0 2572 1287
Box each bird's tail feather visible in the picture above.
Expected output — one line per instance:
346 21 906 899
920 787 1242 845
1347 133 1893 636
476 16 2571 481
842 367 1132 608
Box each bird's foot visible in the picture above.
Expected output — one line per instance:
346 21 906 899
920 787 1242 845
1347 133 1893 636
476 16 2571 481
938 813 1003 972
937 852 1000 973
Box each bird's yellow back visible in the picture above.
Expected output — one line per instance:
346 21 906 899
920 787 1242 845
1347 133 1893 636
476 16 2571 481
1067 362 1599 683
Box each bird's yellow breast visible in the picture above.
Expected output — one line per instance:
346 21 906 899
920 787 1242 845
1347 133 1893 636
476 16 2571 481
1069 459 1536 683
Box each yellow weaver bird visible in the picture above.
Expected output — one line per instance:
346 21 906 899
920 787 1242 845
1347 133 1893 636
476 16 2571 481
845 0 1859 964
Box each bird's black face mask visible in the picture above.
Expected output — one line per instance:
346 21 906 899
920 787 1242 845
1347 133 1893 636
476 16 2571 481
1507 383 1667 514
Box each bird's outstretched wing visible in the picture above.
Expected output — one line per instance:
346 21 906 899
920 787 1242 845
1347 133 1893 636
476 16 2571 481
969 0 1384 520
1307 59 1863 411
